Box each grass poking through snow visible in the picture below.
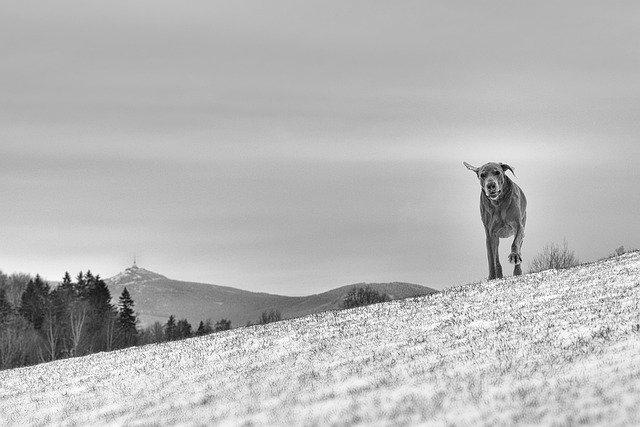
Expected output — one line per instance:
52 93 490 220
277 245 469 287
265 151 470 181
1 253 640 425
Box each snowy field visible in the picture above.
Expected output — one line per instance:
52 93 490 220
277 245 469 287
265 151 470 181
1 253 640 426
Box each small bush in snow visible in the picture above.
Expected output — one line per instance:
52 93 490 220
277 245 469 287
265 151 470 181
611 246 626 257
259 309 282 325
528 239 579 273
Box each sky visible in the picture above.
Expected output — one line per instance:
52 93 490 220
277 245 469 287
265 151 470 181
1 1 638 295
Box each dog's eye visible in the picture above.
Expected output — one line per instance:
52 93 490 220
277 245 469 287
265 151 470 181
493 171 500 176
480 172 487 178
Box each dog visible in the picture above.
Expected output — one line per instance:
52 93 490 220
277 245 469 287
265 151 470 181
464 161 527 280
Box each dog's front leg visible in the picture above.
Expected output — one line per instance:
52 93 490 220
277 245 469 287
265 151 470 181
509 224 525 275
486 235 501 280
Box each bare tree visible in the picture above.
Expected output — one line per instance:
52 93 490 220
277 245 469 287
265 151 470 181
67 301 88 357
150 321 165 343
104 311 119 352
2 273 32 308
0 325 22 369
0 316 39 370
528 239 579 273
41 308 61 362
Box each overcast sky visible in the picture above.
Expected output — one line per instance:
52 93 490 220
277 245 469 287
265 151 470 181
1 1 638 295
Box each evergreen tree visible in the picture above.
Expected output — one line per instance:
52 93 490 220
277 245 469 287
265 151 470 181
86 275 116 352
19 275 50 330
165 315 177 341
85 270 94 283
117 288 137 347
176 319 192 339
196 319 214 335
87 276 113 315
60 272 73 292
75 271 88 299
196 320 206 336
63 272 91 357
54 272 74 352
0 288 13 323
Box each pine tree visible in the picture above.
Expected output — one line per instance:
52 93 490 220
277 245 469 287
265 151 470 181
19 275 50 330
75 271 88 299
196 320 206 336
165 315 177 341
87 276 113 314
87 275 116 352
63 272 91 357
196 320 215 335
60 272 73 292
117 288 137 347
176 319 192 339
0 288 13 323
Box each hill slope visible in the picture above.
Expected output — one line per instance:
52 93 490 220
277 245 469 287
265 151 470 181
2 253 640 425
106 265 436 327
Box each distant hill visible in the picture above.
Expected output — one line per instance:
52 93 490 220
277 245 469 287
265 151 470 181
105 264 437 328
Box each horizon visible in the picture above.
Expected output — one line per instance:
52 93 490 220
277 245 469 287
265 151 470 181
8 248 637 298
1 1 639 296
37 260 440 298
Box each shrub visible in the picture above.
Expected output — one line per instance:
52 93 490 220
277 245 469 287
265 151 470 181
528 239 579 273
610 246 626 257
342 286 390 309
214 318 231 332
259 309 281 325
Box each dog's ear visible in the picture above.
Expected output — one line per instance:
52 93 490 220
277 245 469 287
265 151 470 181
500 163 516 176
463 161 479 174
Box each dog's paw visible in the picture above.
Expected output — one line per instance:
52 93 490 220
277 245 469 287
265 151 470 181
508 252 522 265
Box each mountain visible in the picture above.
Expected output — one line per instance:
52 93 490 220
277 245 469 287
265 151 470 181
105 264 437 328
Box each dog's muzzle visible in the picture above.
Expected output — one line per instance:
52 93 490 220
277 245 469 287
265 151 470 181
484 180 501 200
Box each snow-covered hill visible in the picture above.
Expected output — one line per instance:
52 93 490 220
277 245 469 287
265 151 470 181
2 253 640 425
106 264 168 287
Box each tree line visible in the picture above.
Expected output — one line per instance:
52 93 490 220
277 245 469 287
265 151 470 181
138 316 232 344
0 270 233 371
0 271 136 369
1 267 394 371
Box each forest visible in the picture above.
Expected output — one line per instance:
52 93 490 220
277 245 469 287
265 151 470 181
0 270 230 370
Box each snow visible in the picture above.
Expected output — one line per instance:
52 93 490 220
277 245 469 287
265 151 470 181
106 265 167 287
1 253 640 425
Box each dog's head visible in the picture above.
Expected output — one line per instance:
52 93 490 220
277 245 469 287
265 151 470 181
463 161 515 201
